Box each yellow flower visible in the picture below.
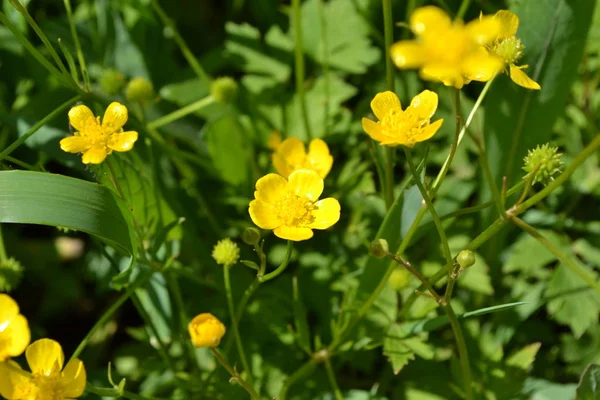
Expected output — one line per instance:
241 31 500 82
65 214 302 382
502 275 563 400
267 131 282 150
272 138 333 179
211 238 240 265
188 313 226 348
361 90 443 147
249 169 341 241
390 6 503 88
0 294 30 362
0 339 86 400
488 10 541 90
60 102 139 164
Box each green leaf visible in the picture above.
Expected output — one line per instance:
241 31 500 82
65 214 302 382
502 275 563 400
506 342 541 370
292 277 311 354
574 239 600 268
205 114 250 187
576 364 600 400
504 231 564 274
522 378 577 400
383 324 415 374
0 170 136 255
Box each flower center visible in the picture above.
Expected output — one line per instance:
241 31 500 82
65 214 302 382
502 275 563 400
81 117 111 148
492 37 524 65
381 109 428 145
275 193 317 227
33 373 64 400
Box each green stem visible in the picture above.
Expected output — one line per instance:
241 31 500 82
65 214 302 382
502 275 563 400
147 95 215 130
317 0 330 136
223 277 260 356
324 358 343 400
151 0 210 82
260 240 293 282
211 348 261 400
224 264 253 385
472 133 504 218
0 96 81 163
511 216 600 294
388 252 442 303
292 0 312 140
382 0 395 210
455 0 471 20
85 384 163 400
442 303 473 400
279 358 318 400
0 225 7 262
168 272 201 372
58 38 80 84
64 0 91 90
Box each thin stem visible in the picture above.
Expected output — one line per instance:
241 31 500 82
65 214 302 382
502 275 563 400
58 38 80 84
442 303 473 400
443 277 457 304
382 0 395 209
224 264 253 385
223 277 261 355
387 252 442 303
0 225 7 262
147 95 215 130
511 216 600 294
168 272 201 372
0 96 81 163
85 384 163 400
279 358 318 400
317 0 330 136
292 0 312 140
260 240 293 282
151 0 210 82
64 0 91 90
455 0 471 20
211 348 261 400
324 358 343 400
470 132 504 217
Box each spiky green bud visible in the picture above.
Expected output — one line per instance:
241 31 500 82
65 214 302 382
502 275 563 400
212 238 240 265
0 257 24 292
522 144 563 186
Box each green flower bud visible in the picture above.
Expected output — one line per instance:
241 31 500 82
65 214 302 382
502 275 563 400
210 77 238 105
212 238 240 265
522 144 563 186
457 250 476 269
370 238 389 259
99 69 125 95
388 267 411 291
0 257 24 292
242 227 261 246
125 77 154 104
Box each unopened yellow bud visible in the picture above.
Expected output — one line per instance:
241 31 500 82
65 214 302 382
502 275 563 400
212 238 240 265
99 69 125 95
210 77 238 104
242 227 261 246
188 313 226 348
125 77 154 103
457 250 476 269
388 267 411 291
370 239 389 259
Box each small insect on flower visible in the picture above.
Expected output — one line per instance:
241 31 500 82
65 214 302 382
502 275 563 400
488 10 541 90
60 102 138 164
188 313 227 348
0 294 30 362
212 238 240 265
272 137 334 179
362 90 443 147
249 169 341 241
0 339 86 400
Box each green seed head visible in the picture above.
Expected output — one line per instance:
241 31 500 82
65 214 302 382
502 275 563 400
493 37 525 65
0 257 24 292
522 144 564 186
212 238 240 265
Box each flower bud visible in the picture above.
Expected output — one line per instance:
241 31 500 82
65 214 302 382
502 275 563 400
457 250 476 269
388 267 411 291
125 77 154 104
0 257 24 292
370 239 389 259
188 313 226 348
522 144 563 186
242 227 261 246
210 77 238 105
99 69 125 95
211 238 240 265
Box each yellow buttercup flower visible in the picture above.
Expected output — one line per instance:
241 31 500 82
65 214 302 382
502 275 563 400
272 137 333 179
188 313 226 348
0 294 30 362
361 90 443 147
267 131 282 150
0 339 86 399
488 10 541 90
249 169 341 241
390 6 503 88
60 102 138 164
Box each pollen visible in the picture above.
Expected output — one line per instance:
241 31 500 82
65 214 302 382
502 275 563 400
33 373 64 400
274 193 317 227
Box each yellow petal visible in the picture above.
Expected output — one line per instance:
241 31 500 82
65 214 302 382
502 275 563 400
287 169 323 201
249 199 281 230
462 50 503 82
415 119 444 143
390 41 425 69
188 313 226 348
61 358 87 398
60 136 91 154
510 64 541 90
494 10 519 39
362 118 387 143
0 361 35 399
370 91 401 121
410 6 451 36
420 65 465 88
82 147 108 164
68 105 96 132
0 294 19 326
267 131 282 150
409 90 438 120
273 137 306 178
466 15 501 45
309 198 341 229
102 102 129 133
274 226 314 241
307 139 333 179
254 173 287 204
26 338 64 376
108 131 138 152
3 314 30 359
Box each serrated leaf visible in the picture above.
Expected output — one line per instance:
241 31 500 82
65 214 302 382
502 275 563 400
383 325 416 374
506 342 542 370
576 363 600 400
504 231 565 274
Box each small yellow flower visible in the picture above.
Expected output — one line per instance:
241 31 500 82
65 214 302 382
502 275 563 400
390 6 503 88
272 137 333 179
0 294 30 362
60 102 138 164
0 339 86 399
188 313 226 348
361 90 443 147
267 131 282 150
212 238 240 265
249 169 341 241
488 10 541 90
